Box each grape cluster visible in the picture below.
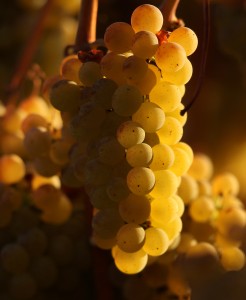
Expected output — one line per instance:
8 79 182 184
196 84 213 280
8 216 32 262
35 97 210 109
44 4 199 275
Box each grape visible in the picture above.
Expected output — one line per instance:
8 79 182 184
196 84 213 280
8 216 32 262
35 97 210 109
114 247 148 274
131 4 163 33
92 233 117 250
168 27 198 56
161 58 193 85
173 142 194 162
149 81 181 113
89 186 116 209
149 143 175 170
0 154 26 184
116 223 145 253
19 96 50 120
158 217 183 241
122 55 148 82
212 172 239 196
150 197 178 223
49 139 71 166
178 175 199 204
119 193 151 224
30 256 58 289
106 177 130 203
59 54 82 83
83 159 112 186
104 22 135 54
31 184 61 210
78 61 103 87
9 273 37 300
92 78 117 110
92 208 124 239
219 247 245 271
132 102 165 133
1 187 23 211
155 42 187 72
143 227 169 256
117 121 145 149
49 80 81 112
188 153 213 180
112 84 143 117
131 30 159 59
127 167 155 195
21 113 48 134
166 103 187 126
1 243 30 274
100 52 127 86
1 108 25 135
169 147 192 176
126 143 153 167
177 233 197 253
189 196 215 223
144 132 160 147
157 116 183 145
97 136 125 166
49 234 74 266
150 170 178 199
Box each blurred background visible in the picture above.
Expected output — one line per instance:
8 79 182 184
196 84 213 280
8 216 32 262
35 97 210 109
0 0 246 299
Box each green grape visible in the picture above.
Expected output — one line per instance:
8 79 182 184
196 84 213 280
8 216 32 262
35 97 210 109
149 143 175 170
33 156 61 177
49 139 71 166
119 193 151 224
143 227 169 256
100 52 127 86
9 273 37 300
168 27 198 56
116 223 145 253
104 22 135 54
123 55 148 82
132 102 165 133
78 61 103 87
114 246 148 274
17 227 48 257
24 126 51 157
31 184 61 210
189 196 215 223
1 244 30 274
92 208 124 239
169 147 192 176
212 172 239 196
92 233 117 250
59 54 82 84
173 142 193 162
49 235 74 266
150 169 178 199
0 154 26 184
106 177 130 202
149 81 181 113
188 153 213 180
126 143 152 167
49 80 81 112
131 30 159 59
155 42 186 72
219 247 245 271
112 159 132 178
92 78 117 110
117 121 145 148
21 113 48 134
127 167 155 195
157 217 183 241
177 233 197 253
30 256 58 289
172 194 185 217
100 111 129 137
83 159 112 186
161 58 193 85
131 4 163 34
97 136 125 166
112 84 143 117
157 116 183 145
150 197 178 223
166 103 187 126
89 185 116 209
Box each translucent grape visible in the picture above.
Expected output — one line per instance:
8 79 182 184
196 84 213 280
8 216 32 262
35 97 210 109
21 113 48 134
219 247 245 271
104 22 135 54
127 167 155 195
168 27 198 56
143 227 169 256
151 197 178 223
117 121 145 148
119 193 151 224
149 143 175 170
59 54 82 83
189 196 215 223
158 217 183 241
132 102 165 133
173 142 194 162
150 170 178 198
116 223 145 253
188 153 213 180
149 81 181 112
114 247 148 274
126 143 153 167
122 55 148 82
131 4 163 33
0 154 26 184
177 233 197 253
178 174 199 204
169 147 192 176
157 116 183 145
166 103 187 126
92 233 117 250
212 172 239 196
78 61 103 86
155 42 186 72
132 30 159 59
112 84 143 117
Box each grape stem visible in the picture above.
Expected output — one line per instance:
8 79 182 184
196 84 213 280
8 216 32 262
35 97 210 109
159 0 184 30
5 0 54 104
74 0 98 51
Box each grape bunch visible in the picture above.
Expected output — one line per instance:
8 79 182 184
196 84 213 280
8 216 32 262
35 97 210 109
46 4 198 275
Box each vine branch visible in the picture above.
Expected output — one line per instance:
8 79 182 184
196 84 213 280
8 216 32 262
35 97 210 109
159 0 184 31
